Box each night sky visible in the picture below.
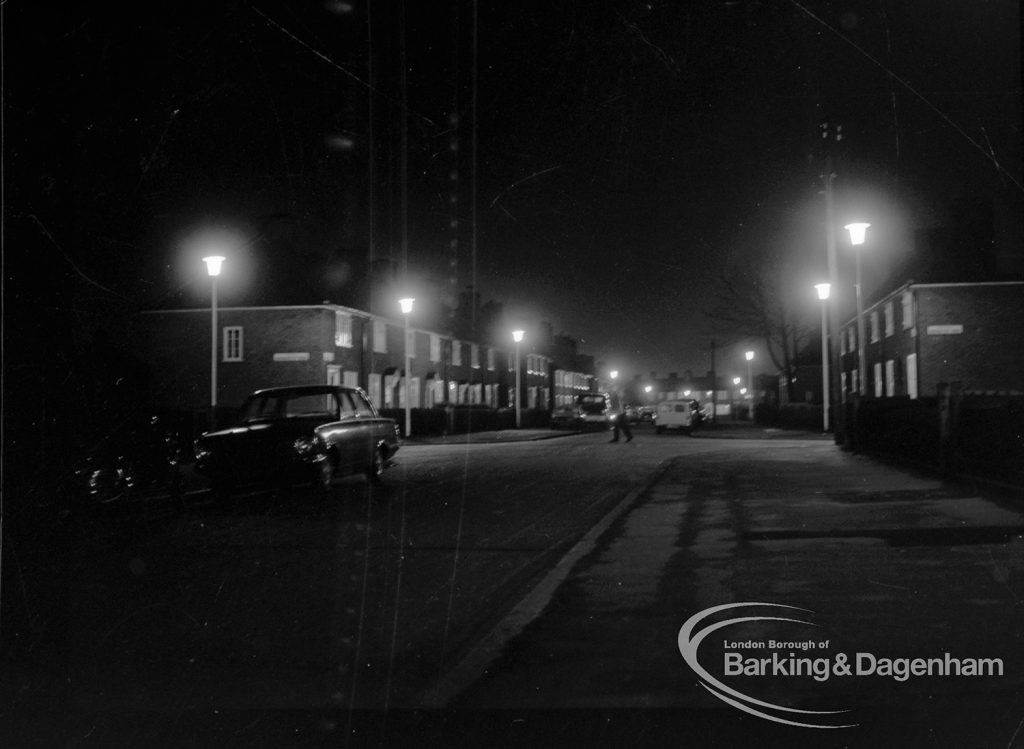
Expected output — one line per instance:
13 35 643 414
6 0 1022 381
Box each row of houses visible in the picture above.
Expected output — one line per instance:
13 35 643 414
139 303 599 416
837 281 1024 401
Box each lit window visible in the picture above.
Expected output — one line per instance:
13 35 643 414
870 312 880 342
430 334 441 362
471 345 480 369
223 327 243 361
885 360 895 397
906 354 918 399
373 321 387 353
884 302 894 337
487 348 495 370
452 340 462 366
901 292 914 330
873 362 883 398
848 327 856 352
334 312 352 347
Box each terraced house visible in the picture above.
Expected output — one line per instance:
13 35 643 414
139 303 596 422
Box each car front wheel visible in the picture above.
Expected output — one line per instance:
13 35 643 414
366 446 385 484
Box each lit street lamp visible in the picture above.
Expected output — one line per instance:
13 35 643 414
399 297 415 437
745 350 754 413
202 255 225 428
512 330 524 428
844 222 870 396
815 283 832 432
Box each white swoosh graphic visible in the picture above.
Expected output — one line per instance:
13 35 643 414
678 602 857 728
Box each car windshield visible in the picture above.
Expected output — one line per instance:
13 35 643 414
238 392 337 423
577 396 607 414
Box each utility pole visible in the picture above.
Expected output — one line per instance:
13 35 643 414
710 339 717 424
821 122 843 444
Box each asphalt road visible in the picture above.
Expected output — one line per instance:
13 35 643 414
4 424 1021 748
2 424 728 746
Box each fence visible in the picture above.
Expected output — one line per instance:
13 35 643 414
852 388 1023 488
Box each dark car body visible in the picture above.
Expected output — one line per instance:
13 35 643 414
575 392 613 431
550 405 582 430
73 414 185 510
194 385 400 495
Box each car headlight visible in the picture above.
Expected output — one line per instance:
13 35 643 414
293 436 318 456
194 441 210 461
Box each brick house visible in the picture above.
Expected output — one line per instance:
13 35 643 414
139 303 594 417
838 281 1024 402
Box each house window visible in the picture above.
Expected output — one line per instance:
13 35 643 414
884 302 895 337
471 345 480 369
487 348 495 371
452 340 462 366
851 368 859 396
368 374 382 407
840 328 846 355
906 354 918 399
847 327 856 352
873 362 883 398
885 360 896 397
870 312 880 343
430 334 441 363
902 292 914 330
840 372 847 403
223 326 243 361
334 312 353 347
373 321 387 353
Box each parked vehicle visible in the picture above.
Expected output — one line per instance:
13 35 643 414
623 405 640 423
550 405 582 430
653 399 697 435
638 405 656 423
194 385 400 498
73 414 184 510
575 392 613 431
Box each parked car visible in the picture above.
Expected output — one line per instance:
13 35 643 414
194 385 400 498
637 405 656 423
653 399 697 435
575 392 613 431
550 405 582 430
623 405 640 423
73 414 184 510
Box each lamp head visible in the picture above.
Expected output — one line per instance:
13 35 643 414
815 282 831 301
512 329 524 343
745 350 754 361
398 297 415 315
844 222 870 246
202 255 226 277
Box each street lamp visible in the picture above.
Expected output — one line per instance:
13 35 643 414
744 351 754 414
399 297 414 438
512 330 524 428
815 282 832 432
844 223 870 396
202 255 225 428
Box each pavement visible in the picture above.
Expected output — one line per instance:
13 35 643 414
430 429 1024 747
402 420 832 446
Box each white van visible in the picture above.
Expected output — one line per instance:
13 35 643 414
654 399 696 435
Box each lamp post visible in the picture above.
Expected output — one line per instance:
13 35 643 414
202 255 225 428
815 283 831 432
399 297 415 438
744 350 754 417
512 330 524 428
844 223 870 396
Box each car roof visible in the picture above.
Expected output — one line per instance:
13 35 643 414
247 385 361 397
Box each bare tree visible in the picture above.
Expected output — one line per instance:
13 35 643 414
707 244 813 404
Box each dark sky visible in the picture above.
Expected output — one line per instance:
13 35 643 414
7 0 1022 380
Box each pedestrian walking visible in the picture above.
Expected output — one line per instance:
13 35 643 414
609 407 633 442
